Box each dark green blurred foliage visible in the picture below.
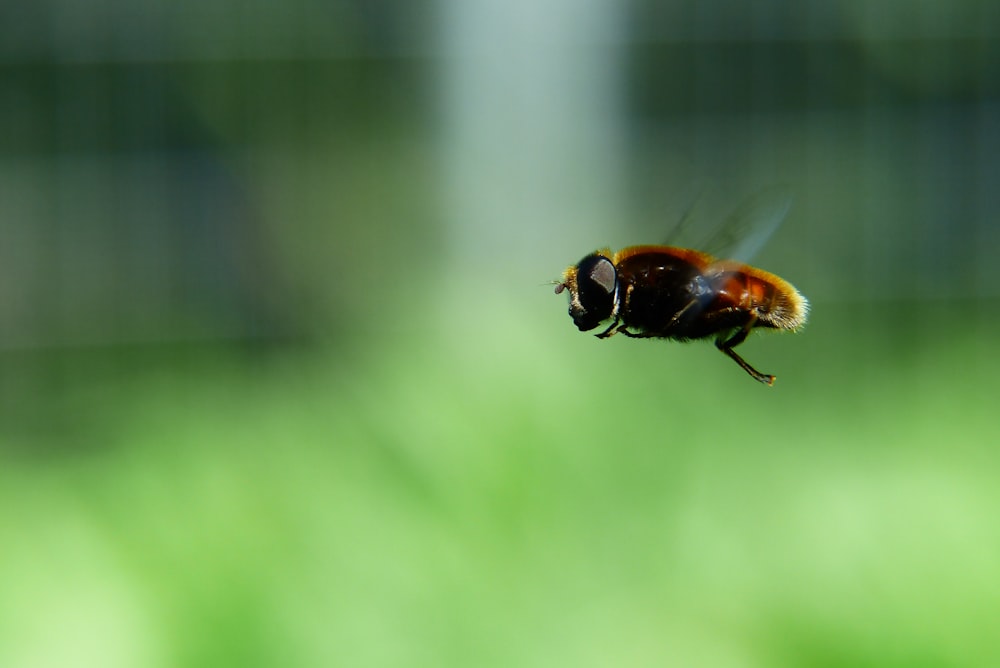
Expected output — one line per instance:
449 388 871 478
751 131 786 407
2 1 1000 666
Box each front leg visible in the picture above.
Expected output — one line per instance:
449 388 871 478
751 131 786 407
595 318 620 339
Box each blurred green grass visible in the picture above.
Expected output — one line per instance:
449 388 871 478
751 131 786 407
1 293 998 667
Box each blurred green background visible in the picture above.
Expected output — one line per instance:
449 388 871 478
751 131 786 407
2 1 1000 666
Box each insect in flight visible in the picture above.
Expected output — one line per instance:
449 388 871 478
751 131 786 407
554 191 808 385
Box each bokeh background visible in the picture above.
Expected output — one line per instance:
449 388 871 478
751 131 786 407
2 1 999 666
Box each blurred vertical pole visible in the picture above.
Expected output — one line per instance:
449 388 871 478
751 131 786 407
438 0 626 279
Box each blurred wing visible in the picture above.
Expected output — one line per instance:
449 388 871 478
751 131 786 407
657 184 709 250
699 185 794 263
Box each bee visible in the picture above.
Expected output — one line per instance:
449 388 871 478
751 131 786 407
554 243 808 385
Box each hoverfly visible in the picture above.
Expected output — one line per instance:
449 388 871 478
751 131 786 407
555 189 808 385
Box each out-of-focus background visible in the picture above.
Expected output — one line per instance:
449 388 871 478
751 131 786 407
2 1 999 666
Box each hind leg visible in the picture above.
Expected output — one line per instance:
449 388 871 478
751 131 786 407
714 317 775 385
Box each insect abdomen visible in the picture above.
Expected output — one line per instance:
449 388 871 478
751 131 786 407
711 264 808 331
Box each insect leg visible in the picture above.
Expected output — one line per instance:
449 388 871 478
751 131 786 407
595 319 620 339
618 298 703 339
715 318 776 386
664 299 699 331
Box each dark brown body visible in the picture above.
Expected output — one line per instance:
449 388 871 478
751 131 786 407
557 245 808 385
613 246 803 340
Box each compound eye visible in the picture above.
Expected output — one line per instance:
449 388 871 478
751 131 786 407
582 255 616 294
569 254 617 331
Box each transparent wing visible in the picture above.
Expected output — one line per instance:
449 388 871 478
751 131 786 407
700 184 794 263
661 184 794 263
